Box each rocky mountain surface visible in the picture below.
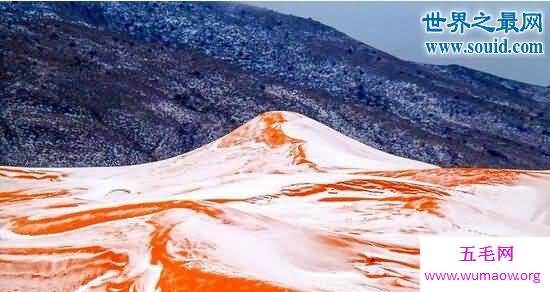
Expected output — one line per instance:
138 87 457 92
1 2 549 168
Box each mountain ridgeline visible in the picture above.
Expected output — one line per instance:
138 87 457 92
1 2 549 168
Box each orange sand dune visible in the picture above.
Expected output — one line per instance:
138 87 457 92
1 112 549 292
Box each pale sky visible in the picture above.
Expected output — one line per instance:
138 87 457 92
251 2 550 86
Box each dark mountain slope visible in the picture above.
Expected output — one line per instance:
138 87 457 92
0 2 549 168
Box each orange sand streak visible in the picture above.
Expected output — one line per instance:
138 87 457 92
319 196 441 216
46 202 82 209
0 246 128 291
284 179 448 197
282 179 447 216
354 254 419 270
362 168 525 187
0 189 70 204
148 220 288 292
218 112 320 170
0 167 65 181
11 200 224 235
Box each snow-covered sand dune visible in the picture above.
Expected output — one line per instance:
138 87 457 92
1 111 549 291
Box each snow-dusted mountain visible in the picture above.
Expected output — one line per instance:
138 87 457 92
1 2 549 169
1 112 549 291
